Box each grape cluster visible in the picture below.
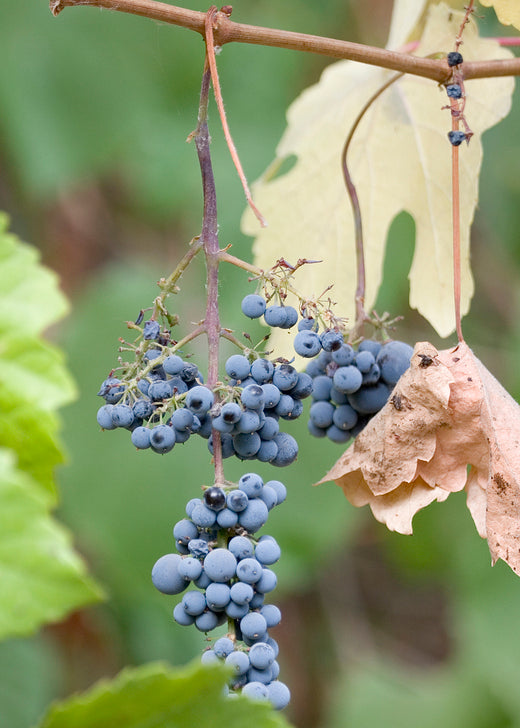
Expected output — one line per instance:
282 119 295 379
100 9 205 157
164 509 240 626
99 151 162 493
152 473 290 710
304 338 414 442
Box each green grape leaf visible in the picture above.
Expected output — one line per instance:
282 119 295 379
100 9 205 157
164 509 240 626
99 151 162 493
0 213 69 336
37 661 292 728
242 4 514 341
0 450 102 641
0 215 77 496
480 0 520 30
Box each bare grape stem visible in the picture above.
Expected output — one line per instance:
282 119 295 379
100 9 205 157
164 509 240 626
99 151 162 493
193 59 224 484
49 0 520 83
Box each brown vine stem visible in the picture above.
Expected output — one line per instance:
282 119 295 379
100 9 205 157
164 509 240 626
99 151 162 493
49 0 520 83
194 57 224 484
341 72 403 341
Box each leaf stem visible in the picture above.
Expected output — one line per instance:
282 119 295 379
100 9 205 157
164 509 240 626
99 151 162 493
50 0 520 82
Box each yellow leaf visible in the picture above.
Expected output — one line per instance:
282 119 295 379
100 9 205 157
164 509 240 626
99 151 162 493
320 342 520 576
480 0 520 30
242 5 514 348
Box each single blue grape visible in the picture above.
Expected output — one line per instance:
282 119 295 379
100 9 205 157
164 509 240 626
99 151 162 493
258 484 278 510
131 426 151 449
311 375 333 401
240 612 268 640
235 557 263 584
448 130 466 146
281 398 303 420
226 489 249 513
271 432 298 467
180 362 199 383
326 424 351 443
320 330 343 352
203 486 226 511
211 414 234 434
233 432 261 457
332 404 358 430
247 666 273 684
333 365 363 394
347 382 390 414
308 420 327 438
274 394 295 418
354 350 375 373
217 508 239 528
132 398 154 420
234 409 261 434
190 502 217 528
230 581 254 605
241 294 266 319
173 602 195 626
148 380 172 402
239 499 269 532
255 538 281 565
260 383 281 408
249 592 265 610
238 472 264 498
446 83 462 99
358 339 382 357
268 681 291 710
151 553 187 595
213 637 235 658
332 343 355 366
242 682 269 701
173 519 199 545
170 408 194 431
249 642 275 669
297 317 318 332
143 320 160 340
97 405 116 430
203 548 237 582
329 386 348 405
265 479 286 504
258 417 279 440
228 535 254 560
250 358 274 383
201 649 220 665
261 604 282 628
178 556 203 582
255 568 277 594
168 376 188 396
272 364 299 392
195 611 220 632
293 330 322 357
225 650 250 675
163 355 184 375
376 341 413 385
241 384 265 410
149 424 176 453
256 440 279 463
264 305 288 328
362 362 381 386
220 402 242 424
226 600 250 619
186 385 214 414
225 354 251 381
181 590 206 616
206 582 231 610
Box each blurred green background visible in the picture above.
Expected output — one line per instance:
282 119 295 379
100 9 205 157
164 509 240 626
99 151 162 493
1 1 520 727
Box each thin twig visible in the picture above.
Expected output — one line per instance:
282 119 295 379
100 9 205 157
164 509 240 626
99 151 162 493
340 72 404 340
204 6 266 227
50 0 520 82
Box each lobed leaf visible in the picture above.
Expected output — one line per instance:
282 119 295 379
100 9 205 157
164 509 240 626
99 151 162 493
242 5 514 343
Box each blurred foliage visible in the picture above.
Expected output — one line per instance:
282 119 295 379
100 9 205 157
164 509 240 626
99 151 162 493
1 1 520 728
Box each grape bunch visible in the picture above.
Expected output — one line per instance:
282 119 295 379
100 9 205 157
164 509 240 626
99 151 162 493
152 472 290 710
240 292 413 445
304 338 414 443
96 339 307 466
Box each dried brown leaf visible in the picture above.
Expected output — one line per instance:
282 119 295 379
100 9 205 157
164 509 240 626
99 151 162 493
320 341 520 575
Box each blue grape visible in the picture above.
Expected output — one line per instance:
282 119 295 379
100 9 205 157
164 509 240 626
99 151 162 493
247 666 273 684
173 602 195 626
203 548 237 582
320 330 343 352
347 382 390 414
274 394 295 418
214 637 235 658
225 651 250 675
326 424 351 443
332 404 358 430
234 410 261 434
149 424 176 453
97 405 116 430
131 425 151 448
311 375 333 401
226 489 249 513
354 350 375 373
255 568 277 594
238 472 264 498
187 538 210 558
151 554 187 595
258 417 279 440
226 601 250 619
216 508 239 528
255 538 281 565
230 581 254 605
264 305 288 328
289 372 313 399
242 682 269 700
376 341 413 385
148 380 172 402
190 502 217 528
258 484 278 510
358 339 382 357
239 499 269 532
228 535 254 560
178 556 203 582
241 294 266 319
181 590 206 616
272 364 298 392
332 343 355 366
211 414 234 434
265 480 287 504
241 384 265 410
362 362 381 386
261 604 282 628
143 320 160 340
297 317 318 331
256 440 278 463
448 130 466 146
446 83 462 99
132 399 154 420
195 611 220 632
260 383 281 409
240 612 268 640
220 402 242 424
249 592 265 610
281 398 303 420
180 362 199 383
163 355 184 375
206 582 231 610
293 330 322 357
236 557 263 584
201 649 219 665
168 376 188 396
249 642 275 669
271 432 298 466
173 519 198 545
333 365 363 394
170 408 194 431
268 681 291 710
203 486 226 511
185 385 214 414
225 355 251 381
233 432 261 457
308 420 327 437
250 358 274 383
278 305 298 329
